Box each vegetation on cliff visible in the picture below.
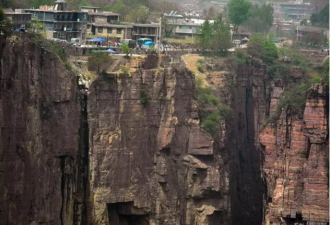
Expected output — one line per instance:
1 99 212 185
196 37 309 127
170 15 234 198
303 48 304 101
196 77 231 134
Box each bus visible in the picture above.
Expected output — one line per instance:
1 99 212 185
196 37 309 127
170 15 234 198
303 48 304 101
137 38 152 46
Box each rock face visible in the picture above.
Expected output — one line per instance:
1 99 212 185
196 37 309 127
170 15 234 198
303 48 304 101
227 59 270 225
0 38 231 225
87 59 230 225
0 38 88 224
260 82 329 225
1 37 328 225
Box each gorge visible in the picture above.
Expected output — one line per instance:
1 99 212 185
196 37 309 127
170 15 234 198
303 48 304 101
0 36 328 225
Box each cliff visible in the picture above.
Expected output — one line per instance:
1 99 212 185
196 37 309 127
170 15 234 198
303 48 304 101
260 81 329 225
0 38 88 224
0 36 328 225
87 55 230 224
0 38 231 225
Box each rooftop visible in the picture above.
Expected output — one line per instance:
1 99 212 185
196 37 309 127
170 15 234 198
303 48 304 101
297 25 328 33
91 23 133 28
80 6 100 9
25 9 87 13
88 12 119 16
133 23 160 27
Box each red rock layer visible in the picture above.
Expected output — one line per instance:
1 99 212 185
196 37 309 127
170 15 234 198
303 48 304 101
260 82 329 225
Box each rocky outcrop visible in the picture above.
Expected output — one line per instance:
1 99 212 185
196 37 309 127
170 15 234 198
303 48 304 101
87 58 230 225
0 38 88 224
260 82 329 225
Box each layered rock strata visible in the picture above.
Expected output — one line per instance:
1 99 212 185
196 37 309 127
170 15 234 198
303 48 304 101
87 57 230 225
260 82 329 225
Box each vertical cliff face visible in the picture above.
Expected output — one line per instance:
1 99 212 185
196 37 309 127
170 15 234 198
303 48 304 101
1 37 328 225
0 38 88 224
87 56 230 225
225 59 269 225
260 82 329 225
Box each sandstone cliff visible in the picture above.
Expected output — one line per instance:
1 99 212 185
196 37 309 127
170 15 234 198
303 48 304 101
260 81 329 225
87 56 230 225
0 36 328 225
0 38 231 225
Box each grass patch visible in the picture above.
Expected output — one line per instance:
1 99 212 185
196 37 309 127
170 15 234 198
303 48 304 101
197 65 204 73
63 61 73 71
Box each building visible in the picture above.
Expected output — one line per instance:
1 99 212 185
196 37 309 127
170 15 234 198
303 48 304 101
80 6 100 13
90 23 133 42
165 18 214 37
87 12 119 24
25 1 88 41
4 9 32 29
296 25 329 42
132 24 160 43
278 2 315 19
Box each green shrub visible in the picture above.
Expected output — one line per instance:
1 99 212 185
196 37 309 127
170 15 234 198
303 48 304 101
121 44 131 56
197 65 204 73
120 66 130 74
247 36 278 63
49 44 66 61
63 62 72 71
278 84 307 116
140 88 150 106
196 79 231 134
278 47 309 67
197 59 205 64
234 48 248 63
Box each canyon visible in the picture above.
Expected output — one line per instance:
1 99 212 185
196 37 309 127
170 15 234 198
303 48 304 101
0 37 328 225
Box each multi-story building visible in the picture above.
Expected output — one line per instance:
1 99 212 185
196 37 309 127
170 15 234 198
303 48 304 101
25 1 88 41
4 9 32 29
278 2 315 19
91 23 133 42
132 24 160 42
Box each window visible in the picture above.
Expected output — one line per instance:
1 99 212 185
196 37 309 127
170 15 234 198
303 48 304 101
116 28 121 34
98 27 103 33
107 28 112 33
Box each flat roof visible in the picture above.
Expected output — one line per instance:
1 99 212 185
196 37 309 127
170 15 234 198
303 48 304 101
5 12 32 15
81 6 100 8
88 12 119 16
91 23 133 28
25 9 87 13
133 23 159 27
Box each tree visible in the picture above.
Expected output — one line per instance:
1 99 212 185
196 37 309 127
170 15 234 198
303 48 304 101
149 0 180 13
197 14 231 53
0 7 12 38
198 20 212 51
245 4 273 33
121 44 131 56
126 5 149 23
163 17 175 37
88 52 112 72
247 36 278 63
310 4 329 27
211 14 231 52
300 19 308 26
27 18 46 37
227 0 252 34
